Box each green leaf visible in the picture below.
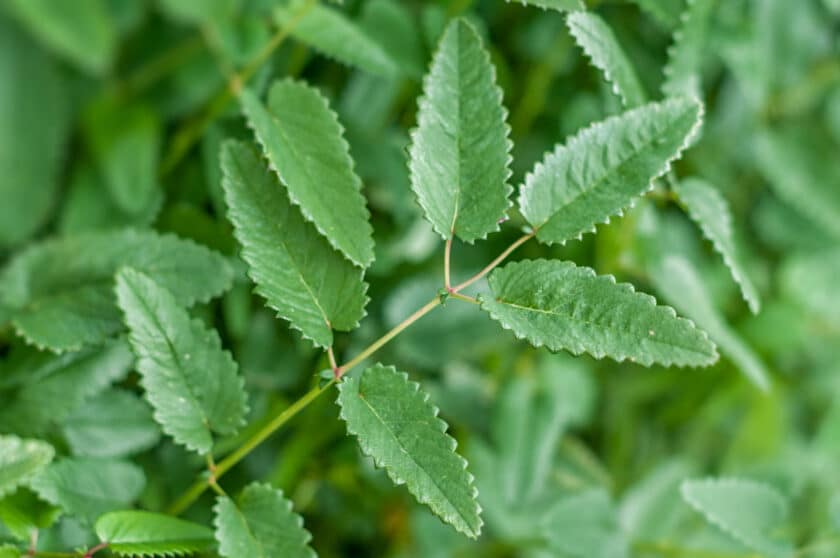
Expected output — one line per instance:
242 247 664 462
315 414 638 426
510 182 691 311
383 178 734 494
0 488 61 541
115 268 248 455
274 1 398 76
781 248 840 328
95 511 215 557
61 389 161 458
337 364 482 538
507 0 584 11
567 12 647 107
0 341 134 436
240 79 375 267
674 178 760 313
408 18 512 243
480 259 718 367
4 0 116 74
518 98 702 245
220 140 368 348
663 0 716 98
0 436 54 499
29 458 145 524
681 478 792 557
359 0 425 79
214 483 316 558
0 544 20 558
158 0 240 26
0 229 233 352
629 0 684 28
0 17 71 248
541 490 629 558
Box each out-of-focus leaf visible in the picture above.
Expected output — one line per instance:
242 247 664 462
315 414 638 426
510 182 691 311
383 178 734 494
541 490 629 558
0 488 60 541
781 249 840 328
507 0 584 11
663 0 716 98
0 437 54 499
359 0 425 79
157 0 241 26
628 0 684 28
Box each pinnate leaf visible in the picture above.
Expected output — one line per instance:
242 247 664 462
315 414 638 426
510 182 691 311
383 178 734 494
29 458 145 524
681 478 792 557
408 18 512 243
0 436 54 499
214 483 316 558
95 511 215 557
337 364 482 538
240 79 375 267
221 140 368 348
115 268 248 455
675 178 760 313
480 259 718 367
518 98 702 245
567 12 647 107
0 229 233 352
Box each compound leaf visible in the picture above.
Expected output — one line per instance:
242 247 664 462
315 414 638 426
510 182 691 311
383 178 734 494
274 1 398 76
663 0 716 98
337 364 482 538
518 98 702 245
408 18 512 243
681 478 792 557
29 458 145 524
0 230 233 352
115 268 248 455
214 483 316 558
221 140 368 348
480 259 718 367
675 178 760 313
567 12 647 107
0 436 54 499
240 80 375 267
95 511 215 557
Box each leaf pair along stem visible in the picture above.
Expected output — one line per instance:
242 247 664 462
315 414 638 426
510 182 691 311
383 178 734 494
166 231 534 516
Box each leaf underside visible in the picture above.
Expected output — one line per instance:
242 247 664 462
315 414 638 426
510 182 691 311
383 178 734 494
408 18 513 243
95 511 215 557
481 259 718 367
337 364 482 538
518 98 702 245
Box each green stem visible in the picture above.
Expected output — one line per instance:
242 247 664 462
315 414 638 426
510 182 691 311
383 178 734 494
449 292 479 305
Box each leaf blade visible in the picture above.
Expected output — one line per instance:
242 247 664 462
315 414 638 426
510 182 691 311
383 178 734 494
0 436 54 499
95 511 215 557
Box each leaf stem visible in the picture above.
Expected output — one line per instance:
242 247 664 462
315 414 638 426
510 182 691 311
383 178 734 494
451 232 534 292
83 542 109 558
449 292 479 305
166 379 335 515
444 237 453 290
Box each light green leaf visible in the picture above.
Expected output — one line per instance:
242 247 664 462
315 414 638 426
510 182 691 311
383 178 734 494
95 511 215 557
240 79 375 267
518 98 702 245
61 389 161 458
274 1 398 76
481 259 718 367
0 488 61 541
220 140 368 348
0 230 233 352
663 0 716 98
567 12 647 107
4 0 116 74
507 0 584 11
0 544 20 558
629 0 684 28
0 341 134 436
157 0 240 26
0 437 54 499
674 178 760 313
0 17 70 248
681 478 792 557
781 249 840 328
359 0 425 79
116 268 248 455
29 458 145 524
408 18 512 243
541 490 629 558
214 483 316 558
337 364 482 538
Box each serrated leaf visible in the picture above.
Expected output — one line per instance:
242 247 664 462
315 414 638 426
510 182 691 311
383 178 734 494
29 458 145 524
541 490 629 558
663 0 716 98
337 364 482 538
480 259 718 367
681 478 792 557
507 0 584 11
408 18 512 243
675 178 760 313
0 437 54 499
274 1 398 76
781 248 840 328
115 268 248 455
214 483 316 558
220 140 368 348
518 98 702 245
4 0 116 74
61 389 161 458
95 511 215 557
240 79 375 267
0 341 134 436
567 12 647 107
0 229 233 352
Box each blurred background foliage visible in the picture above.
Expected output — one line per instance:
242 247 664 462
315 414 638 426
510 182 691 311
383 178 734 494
1 0 840 556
